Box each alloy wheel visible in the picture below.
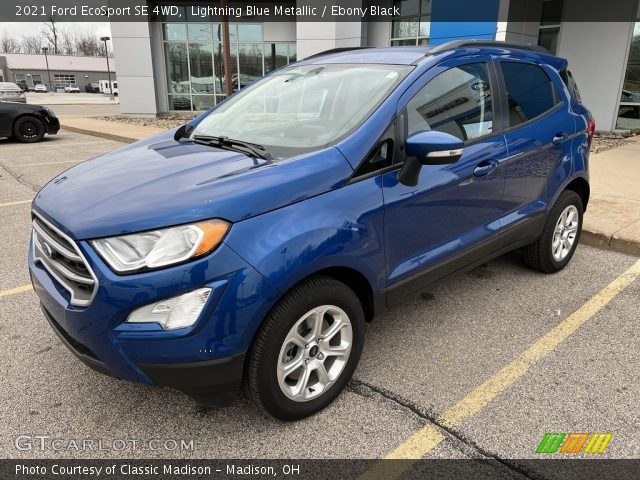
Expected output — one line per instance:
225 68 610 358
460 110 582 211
552 205 579 261
277 305 353 402
19 120 39 139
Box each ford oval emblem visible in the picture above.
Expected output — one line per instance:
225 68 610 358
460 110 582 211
42 242 53 258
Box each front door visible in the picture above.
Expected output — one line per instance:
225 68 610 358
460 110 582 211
383 58 508 304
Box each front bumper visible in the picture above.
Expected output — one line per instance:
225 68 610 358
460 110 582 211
29 219 278 403
42 115 60 134
41 301 245 404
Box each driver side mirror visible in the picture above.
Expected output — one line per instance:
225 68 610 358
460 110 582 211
398 131 464 186
174 123 194 141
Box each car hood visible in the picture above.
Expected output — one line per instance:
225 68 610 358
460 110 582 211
33 130 354 240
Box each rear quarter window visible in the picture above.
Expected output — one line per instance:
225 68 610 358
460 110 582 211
499 62 559 127
560 69 582 102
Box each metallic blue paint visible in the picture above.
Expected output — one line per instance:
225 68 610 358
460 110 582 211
28 45 592 395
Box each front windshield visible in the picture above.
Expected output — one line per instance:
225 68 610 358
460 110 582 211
191 64 411 157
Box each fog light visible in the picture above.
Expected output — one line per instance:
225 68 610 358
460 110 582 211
126 288 211 330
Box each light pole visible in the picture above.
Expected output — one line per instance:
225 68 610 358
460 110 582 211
42 47 52 94
100 36 113 100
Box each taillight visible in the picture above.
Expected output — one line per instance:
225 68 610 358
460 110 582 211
587 117 596 140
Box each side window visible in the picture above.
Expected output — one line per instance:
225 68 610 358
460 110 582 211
406 63 494 142
354 124 395 177
500 62 558 126
560 68 582 102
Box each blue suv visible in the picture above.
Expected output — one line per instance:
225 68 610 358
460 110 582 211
29 41 593 420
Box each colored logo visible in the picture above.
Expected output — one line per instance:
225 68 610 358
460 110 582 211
536 432 612 454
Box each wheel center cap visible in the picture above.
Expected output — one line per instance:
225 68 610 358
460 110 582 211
309 345 319 358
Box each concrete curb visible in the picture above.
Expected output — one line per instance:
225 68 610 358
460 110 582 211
580 230 640 257
60 124 138 144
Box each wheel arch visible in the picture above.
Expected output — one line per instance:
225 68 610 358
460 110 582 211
564 176 590 212
12 112 45 132
305 266 377 323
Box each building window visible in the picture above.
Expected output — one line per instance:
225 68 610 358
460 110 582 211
15 73 27 89
160 6 295 111
617 5 640 129
538 0 563 54
390 0 431 46
54 74 76 89
264 43 297 73
32 74 42 85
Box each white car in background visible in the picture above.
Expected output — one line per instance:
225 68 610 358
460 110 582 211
34 84 48 93
64 84 80 93
0 82 26 102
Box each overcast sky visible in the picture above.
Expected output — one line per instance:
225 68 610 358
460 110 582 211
0 22 111 40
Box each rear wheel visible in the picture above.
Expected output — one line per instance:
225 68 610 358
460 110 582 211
13 116 45 143
523 190 583 273
246 276 365 420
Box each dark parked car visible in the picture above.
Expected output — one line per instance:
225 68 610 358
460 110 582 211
0 102 59 142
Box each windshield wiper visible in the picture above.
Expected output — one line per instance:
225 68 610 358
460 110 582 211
191 135 272 160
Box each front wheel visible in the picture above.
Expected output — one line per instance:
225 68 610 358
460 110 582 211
246 277 365 420
523 190 583 273
13 116 45 143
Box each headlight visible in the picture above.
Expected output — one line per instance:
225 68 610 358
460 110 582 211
91 219 229 273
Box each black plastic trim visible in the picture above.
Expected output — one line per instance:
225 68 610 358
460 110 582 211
138 354 246 406
386 215 546 306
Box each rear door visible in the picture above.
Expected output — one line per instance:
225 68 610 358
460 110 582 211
496 59 577 242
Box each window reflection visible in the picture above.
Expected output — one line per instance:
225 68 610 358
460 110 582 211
617 13 640 129
163 21 295 111
189 43 214 94
406 63 493 142
390 0 431 46
165 43 189 93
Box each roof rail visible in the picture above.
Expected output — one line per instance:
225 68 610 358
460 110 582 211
429 40 552 55
304 46 373 60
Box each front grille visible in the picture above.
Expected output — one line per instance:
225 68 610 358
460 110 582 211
32 211 98 307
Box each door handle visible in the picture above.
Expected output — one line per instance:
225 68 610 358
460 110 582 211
473 160 498 177
552 132 569 145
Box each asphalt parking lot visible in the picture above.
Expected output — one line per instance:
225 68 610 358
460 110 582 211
1 131 639 476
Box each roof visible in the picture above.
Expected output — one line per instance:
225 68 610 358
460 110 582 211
304 47 430 66
0 53 115 73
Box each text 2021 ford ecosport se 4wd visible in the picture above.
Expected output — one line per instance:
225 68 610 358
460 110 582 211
29 41 593 420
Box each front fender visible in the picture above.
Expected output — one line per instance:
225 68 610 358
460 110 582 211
224 176 386 299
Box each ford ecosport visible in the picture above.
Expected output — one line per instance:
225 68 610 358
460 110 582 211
28 41 593 420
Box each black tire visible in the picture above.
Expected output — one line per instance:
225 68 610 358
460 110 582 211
13 116 45 143
246 276 365 421
523 190 583 273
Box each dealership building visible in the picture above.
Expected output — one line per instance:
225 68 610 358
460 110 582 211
111 0 640 131
0 53 116 92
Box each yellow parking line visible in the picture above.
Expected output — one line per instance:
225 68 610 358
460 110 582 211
0 200 31 208
0 284 33 298
361 258 640 479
